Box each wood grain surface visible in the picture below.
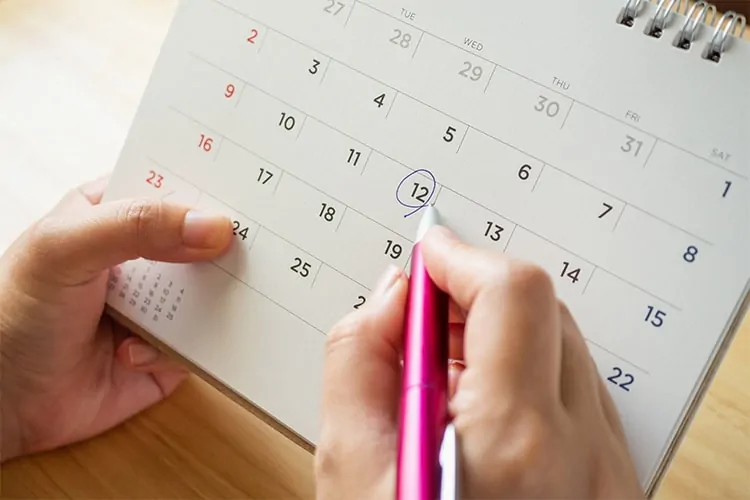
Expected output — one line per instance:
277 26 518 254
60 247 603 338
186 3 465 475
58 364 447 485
1 1 749 498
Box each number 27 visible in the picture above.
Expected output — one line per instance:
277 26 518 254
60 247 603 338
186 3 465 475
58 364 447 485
324 1 345 15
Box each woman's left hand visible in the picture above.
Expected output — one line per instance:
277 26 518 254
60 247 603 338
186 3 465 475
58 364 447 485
0 175 233 462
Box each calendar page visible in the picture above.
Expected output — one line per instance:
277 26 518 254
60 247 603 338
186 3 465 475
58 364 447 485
102 0 750 492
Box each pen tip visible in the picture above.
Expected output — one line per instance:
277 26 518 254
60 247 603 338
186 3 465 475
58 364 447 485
415 205 441 243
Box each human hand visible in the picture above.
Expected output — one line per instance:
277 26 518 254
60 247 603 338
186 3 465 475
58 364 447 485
0 175 233 462
315 226 644 499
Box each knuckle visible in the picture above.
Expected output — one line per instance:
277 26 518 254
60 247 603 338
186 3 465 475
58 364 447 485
325 312 370 357
504 260 555 299
498 410 555 487
117 200 163 249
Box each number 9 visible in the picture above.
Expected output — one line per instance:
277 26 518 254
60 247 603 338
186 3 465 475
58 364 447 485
225 84 236 99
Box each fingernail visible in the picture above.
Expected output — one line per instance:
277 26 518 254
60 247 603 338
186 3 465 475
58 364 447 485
372 265 402 299
129 342 160 367
449 359 466 371
182 210 231 248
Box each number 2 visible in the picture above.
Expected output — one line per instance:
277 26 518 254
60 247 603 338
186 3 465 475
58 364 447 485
607 367 635 392
146 170 164 189
411 183 430 203
247 29 259 44
354 295 366 309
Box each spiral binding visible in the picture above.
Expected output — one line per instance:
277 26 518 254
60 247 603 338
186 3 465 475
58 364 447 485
617 0 747 62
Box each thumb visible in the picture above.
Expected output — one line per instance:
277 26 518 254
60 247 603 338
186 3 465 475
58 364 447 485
320 265 408 449
24 198 233 285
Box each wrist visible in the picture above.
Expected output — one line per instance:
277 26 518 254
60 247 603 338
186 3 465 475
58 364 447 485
1 326 27 463
1 399 25 463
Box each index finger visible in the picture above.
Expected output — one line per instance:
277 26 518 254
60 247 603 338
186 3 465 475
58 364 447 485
420 226 562 402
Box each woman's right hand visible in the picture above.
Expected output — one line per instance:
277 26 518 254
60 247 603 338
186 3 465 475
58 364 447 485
315 226 645 499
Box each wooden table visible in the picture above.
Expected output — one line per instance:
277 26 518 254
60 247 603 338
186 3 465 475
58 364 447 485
1 1 748 498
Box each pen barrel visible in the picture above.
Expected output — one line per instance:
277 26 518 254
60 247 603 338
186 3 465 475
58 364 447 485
397 242 449 500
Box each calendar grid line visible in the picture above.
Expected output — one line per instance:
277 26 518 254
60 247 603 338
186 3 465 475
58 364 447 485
208 0 744 179
335 205 348 232
441 187 679 310
483 65 497 94
208 259 326 336
586 339 649 376
643 139 658 169
310 261 324 288
412 31 425 59
147 156 372 294
344 0 357 28
456 126 469 154
386 91 399 119
177 52 691 311
583 267 597 295
235 82 247 109
560 102 574 130
319 57 333 84
360 147 374 175
613 204 627 233
356 0 743 178
576 102 746 179
531 163 546 193
505 223 519 252
223 30 719 247
357 1 569 100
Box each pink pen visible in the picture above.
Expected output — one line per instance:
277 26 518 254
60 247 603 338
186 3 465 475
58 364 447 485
397 205 450 500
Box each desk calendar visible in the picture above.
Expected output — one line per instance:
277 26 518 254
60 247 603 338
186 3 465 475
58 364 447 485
102 0 750 494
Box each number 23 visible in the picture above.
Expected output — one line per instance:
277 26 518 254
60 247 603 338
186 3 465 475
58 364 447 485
146 170 164 189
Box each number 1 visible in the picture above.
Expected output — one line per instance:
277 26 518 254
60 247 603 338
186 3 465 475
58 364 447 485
723 181 732 198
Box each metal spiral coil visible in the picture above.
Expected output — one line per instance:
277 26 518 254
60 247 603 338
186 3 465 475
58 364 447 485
617 0 747 62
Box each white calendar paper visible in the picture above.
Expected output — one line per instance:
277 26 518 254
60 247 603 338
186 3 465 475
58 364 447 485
103 0 750 493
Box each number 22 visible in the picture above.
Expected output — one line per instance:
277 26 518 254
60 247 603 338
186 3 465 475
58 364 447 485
607 367 634 392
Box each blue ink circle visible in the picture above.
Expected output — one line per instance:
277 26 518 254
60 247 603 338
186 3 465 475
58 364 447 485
396 169 437 218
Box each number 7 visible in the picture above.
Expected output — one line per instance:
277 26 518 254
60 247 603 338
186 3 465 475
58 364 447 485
599 203 614 219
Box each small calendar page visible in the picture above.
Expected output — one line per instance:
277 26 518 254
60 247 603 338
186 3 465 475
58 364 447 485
103 0 750 492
